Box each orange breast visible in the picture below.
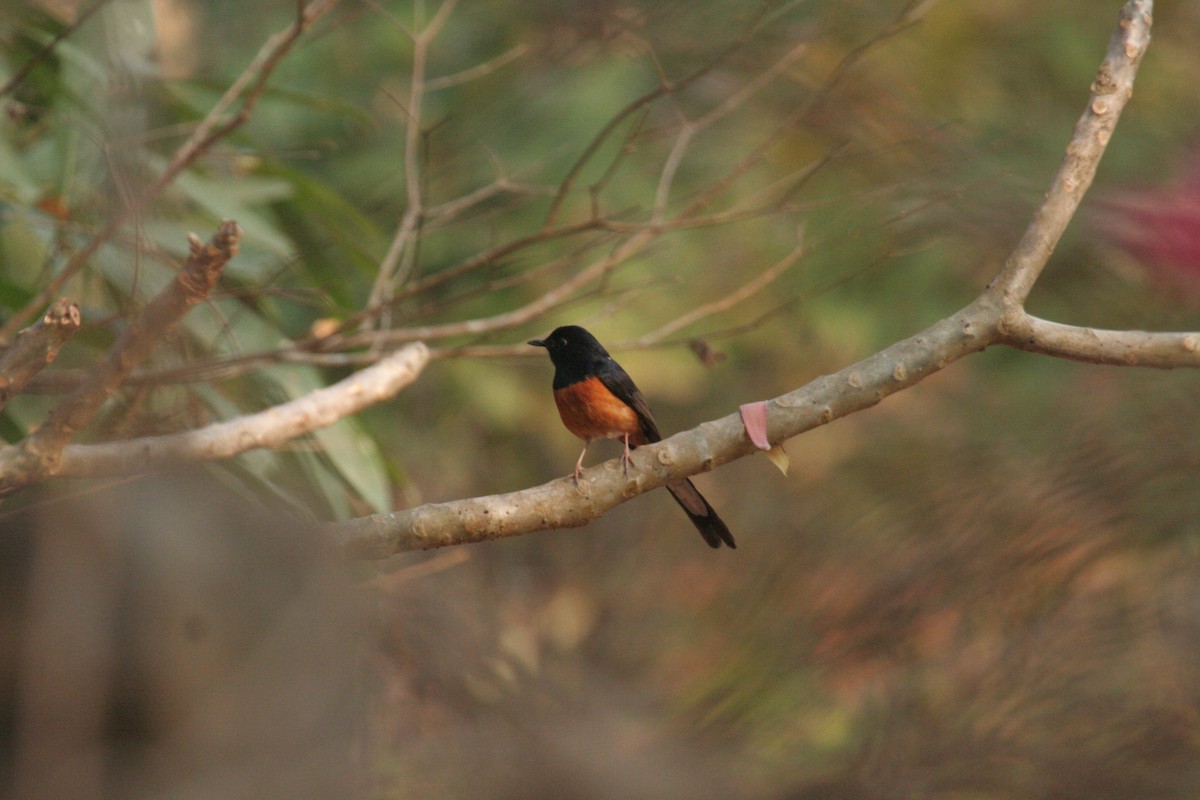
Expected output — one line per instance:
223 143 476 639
553 376 646 444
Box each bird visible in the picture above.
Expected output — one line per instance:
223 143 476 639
529 325 736 549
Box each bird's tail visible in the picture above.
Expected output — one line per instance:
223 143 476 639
665 479 736 549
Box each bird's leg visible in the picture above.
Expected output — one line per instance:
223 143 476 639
621 433 633 476
573 439 590 483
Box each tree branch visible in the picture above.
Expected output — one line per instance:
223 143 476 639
0 222 242 492
55 343 429 478
331 0 1159 558
0 299 82 411
333 300 994 557
999 313 1200 368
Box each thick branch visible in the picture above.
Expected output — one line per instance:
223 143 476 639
55 343 429 478
333 299 999 557
0 222 241 491
0 300 81 410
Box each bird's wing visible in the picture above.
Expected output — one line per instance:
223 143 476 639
598 364 661 443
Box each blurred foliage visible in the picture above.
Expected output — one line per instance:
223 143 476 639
2 0 1200 797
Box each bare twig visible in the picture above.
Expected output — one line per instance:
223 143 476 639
285 217 609 352
0 299 82 411
55 343 429 478
398 219 602 300
630 234 806 347
0 222 242 492
679 1 925 222
542 31 750 228
423 177 550 227
424 43 528 92
368 0 459 311
653 40 810 219
339 225 663 349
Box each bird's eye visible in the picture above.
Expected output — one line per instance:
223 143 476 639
557 337 567 347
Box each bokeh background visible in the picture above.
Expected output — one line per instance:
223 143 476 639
2 0 1200 797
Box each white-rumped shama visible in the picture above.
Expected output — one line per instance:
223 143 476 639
529 325 736 549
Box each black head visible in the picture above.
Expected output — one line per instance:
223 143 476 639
528 325 610 364
529 325 615 386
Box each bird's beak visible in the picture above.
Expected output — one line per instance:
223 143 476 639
528 338 547 348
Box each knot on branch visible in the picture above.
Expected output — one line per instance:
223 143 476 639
42 298 81 329
180 220 242 301
1091 62 1119 96
0 297 83 408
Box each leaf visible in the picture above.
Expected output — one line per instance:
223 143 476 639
740 400 788 475
310 417 392 514
764 443 790 476
272 367 392 514
739 401 771 450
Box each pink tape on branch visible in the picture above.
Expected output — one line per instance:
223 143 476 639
739 401 771 450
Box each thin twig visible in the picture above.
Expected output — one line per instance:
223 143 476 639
368 0 459 312
338 225 664 349
652 38 811 219
631 234 806 347
542 31 751 228
424 44 528 91
679 1 925 221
